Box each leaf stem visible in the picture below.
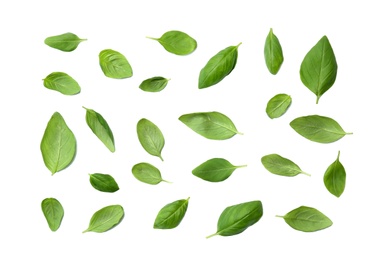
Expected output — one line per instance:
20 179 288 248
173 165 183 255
158 155 164 161
235 165 248 169
275 215 284 218
237 131 244 135
161 179 172 184
146 36 159 41
316 96 320 104
236 42 242 48
80 38 88 42
345 132 353 135
206 232 218 239
300 171 311 177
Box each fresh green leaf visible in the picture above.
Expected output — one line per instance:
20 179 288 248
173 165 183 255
43 72 81 95
89 173 119 193
261 154 310 177
41 198 64 232
83 107 115 152
266 94 291 119
199 43 241 89
99 49 133 79
179 111 242 140
147 30 197 55
192 158 246 182
83 205 124 233
40 112 76 174
290 115 352 143
207 201 263 238
139 76 170 92
276 206 333 232
324 151 346 197
131 162 170 185
300 36 338 104
264 28 284 75
154 198 189 229
137 118 165 160
44 32 86 52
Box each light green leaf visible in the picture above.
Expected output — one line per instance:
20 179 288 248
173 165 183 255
137 118 165 160
154 198 189 229
264 28 284 75
139 76 170 92
89 173 119 193
147 30 197 55
41 198 64 232
266 94 291 119
324 151 346 197
99 49 133 79
43 72 81 95
131 162 170 185
83 205 124 233
44 32 86 52
192 158 246 182
261 154 310 177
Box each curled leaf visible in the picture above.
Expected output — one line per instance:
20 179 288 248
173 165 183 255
139 76 170 92
99 49 133 79
41 198 64 231
266 94 291 119
261 154 310 177
83 205 124 233
264 28 284 75
43 72 81 95
137 118 165 160
324 151 346 197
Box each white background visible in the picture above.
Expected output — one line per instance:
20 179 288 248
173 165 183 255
1 0 378 259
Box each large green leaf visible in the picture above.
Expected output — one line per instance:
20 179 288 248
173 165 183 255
83 205 124 233
154 198 189 229
44 32 86 52
43 72 81 95
99 49 133 79
147 30 197 55
41 198 64 231
264 28 284 75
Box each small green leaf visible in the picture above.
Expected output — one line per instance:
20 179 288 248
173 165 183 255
300 36 338 103
83 107 115 152
324 151 346 197
261 154 310 177
131 162 170 185
147 30 197 55
290 115 352 143
41 198 64 232
266 94 291 119
207 201 263 238
179 111 242 140
192 158 246 182
137 118 165 160
40 112 76 174
276 206 333 232
264 28 284 75
44 32 86 52
89 173 119 193
139 76 170 92
43 72 81 95
199 43 241 89
99 49 133 79
154 198 189 229
83 205 124 233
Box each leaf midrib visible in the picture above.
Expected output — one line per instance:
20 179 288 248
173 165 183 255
217 207 260 235
157 200 188 226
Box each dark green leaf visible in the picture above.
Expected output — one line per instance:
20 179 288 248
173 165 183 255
43 72 81 95
264 28 284 75
300 36 338 103
139 76 170 92
192 158 246 182
199 43 241 89
99 49 133 79
89 173 119 193
131 162 170 185
154 198 189 229
266 94 291 119
137 118 165 160
83 205 124 233
44 32 86 52
40 112 76 174
261 154 310 177
147 30 197 55
41 198 64 231
324 151 346 197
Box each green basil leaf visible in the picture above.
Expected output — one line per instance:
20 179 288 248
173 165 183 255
290 115 352 143
147 30 197 55
179 111 242 140
264 28 284 75
154 198 189 229
261 154 310 177
83 205 124 233
41 198 64 232
198 43 241 89
192 158 246 182
139 76 170 92
266 94 291 119
99 49 133 79
40 112 76 174
44 32 86 52
324 151 346 197
137 118 165 160
131 162 170 185
300 36 338 104
43 72 81 95
207 201 263 238
83 107 115 152
89 173 119 193
276 206 333 232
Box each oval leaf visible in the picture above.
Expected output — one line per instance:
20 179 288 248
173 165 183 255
83 107 115 152
89 173 119 193
277 206 333 232
300 36 338 104
139 76 170 92
43 72 81 95
137 118 165 160
41 198 64 232
261 154 310 177
40 112 76 174
290 115 352 143
264 28 284 75
132 162 169 185
199 43 241 89
207 201 263 238
179 111 242 140
44 32 86 52
83 205 124 233
147 30 197 55
192 158 246 182
99 49 133 79
266 94 291 119
154 198 189 229
324 151 346 197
